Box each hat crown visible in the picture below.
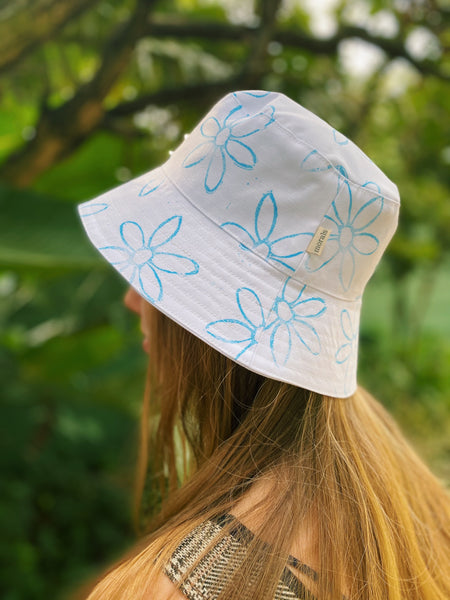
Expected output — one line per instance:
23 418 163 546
165 91 399 301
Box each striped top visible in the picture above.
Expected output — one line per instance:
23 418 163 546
164 514 317 599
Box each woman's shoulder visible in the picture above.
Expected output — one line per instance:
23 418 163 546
148 477 318 600
231 476 319 573
158 513 316 600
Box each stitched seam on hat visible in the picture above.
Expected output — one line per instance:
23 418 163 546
162 166 362 304
270 116 400 206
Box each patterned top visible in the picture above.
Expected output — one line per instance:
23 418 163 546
164 514 317 599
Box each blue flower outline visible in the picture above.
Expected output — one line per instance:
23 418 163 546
302 151 384 291
206 278 326 367
99 218 199 303
266 278 327 365
221 191 313 271
182 103 275 193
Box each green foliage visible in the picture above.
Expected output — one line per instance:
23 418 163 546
0 266 146 599
0 186 101 270
0 0 448 597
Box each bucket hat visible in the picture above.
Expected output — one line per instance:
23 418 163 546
78 90 400 398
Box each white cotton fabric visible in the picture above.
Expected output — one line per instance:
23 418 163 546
78 91 400 398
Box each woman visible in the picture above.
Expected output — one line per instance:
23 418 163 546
78 91 450 599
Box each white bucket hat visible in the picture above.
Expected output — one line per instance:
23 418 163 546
78 90 400 398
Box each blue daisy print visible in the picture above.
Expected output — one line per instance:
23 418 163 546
182 103 275 193
266 278 326 366
302 157 384 291
206 278 326 367
222 191 313 271
100 218 199 303
206 287 266 359
309 175 383 291
335 309 358 394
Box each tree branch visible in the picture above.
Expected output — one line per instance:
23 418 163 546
0 0 101 75
1 6 447 188
146 18 448 81
0 0 154 187
241 0 283 85
104 76 245 120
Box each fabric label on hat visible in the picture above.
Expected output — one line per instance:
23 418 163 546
306 226 331 256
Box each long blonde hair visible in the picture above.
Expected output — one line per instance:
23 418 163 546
86 307 450 600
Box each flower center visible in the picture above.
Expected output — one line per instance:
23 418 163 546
215 127 231 146
339 226 354 248
276 300 294 323
132 248 153 266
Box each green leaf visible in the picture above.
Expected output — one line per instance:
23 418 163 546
0 185 103 270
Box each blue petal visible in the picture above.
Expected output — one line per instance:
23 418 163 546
270 322 292 366
139 181 160 196
352 232 379 256
235 341 258 360
304 241 339 273
221 222 256 250
206 319 255 344
330 200 344 226
334 179 353 225
120 221 145 251
279 279 305 306
279 277 293 302
226 139 256 169
339 249 355 291
224 105 244 126
270 232 313 258
255 192 277 242
361 181 380 192
333 129 349 145
148 216 182 249
200 117 221 138
79 202 108 217
323 214 340 228
340 309 354 341
292 297 326 318
291 320 321 355
235 91 272 98
335 164 349 180
182 141 213 168
99 245 131 265
205 147 226 193
138 263 163 303
351 195 384 232
336 342 352 364
229 107 275 138
236 287 265 329
151 251 199 275
268 257 295 271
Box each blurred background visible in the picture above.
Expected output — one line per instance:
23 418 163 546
0 0 449 598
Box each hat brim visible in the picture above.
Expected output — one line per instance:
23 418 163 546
78 164 359 398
